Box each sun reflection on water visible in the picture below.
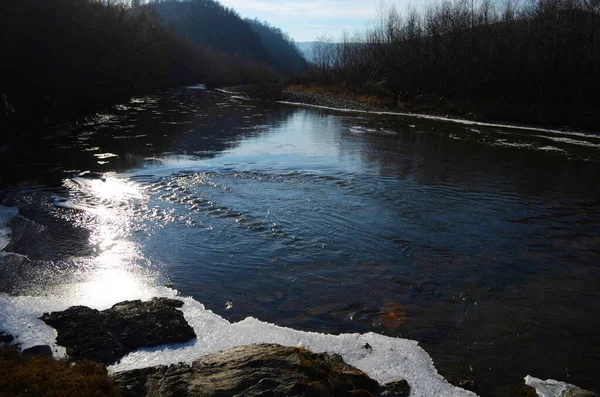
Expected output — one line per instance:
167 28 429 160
64 266 152 309
70 176 144 202
59 175 160 309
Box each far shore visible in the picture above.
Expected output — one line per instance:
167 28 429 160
274 84 600 135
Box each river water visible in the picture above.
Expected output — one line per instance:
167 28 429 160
1 87 599 396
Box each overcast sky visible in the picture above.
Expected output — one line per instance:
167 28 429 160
217 0 424 42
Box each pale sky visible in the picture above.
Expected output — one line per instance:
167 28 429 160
217 0 424 42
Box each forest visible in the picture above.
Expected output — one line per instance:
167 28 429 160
2 0 599 130
0 0 304 129
152 1 307 75
306 0 600 129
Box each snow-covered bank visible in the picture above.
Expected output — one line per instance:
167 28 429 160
0 286 476 397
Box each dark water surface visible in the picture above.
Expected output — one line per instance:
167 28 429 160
1 87 600 396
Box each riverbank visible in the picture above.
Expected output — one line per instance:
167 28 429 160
2 298 598 397
279 85 600 134
0 299 467 397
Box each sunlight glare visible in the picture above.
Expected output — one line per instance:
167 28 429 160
79 176 143 202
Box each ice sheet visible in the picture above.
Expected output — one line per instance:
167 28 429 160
525 375 584 397
0 205 19 251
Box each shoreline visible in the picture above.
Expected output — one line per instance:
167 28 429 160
277 85 600 136
0 296 478 397
2 297 598 397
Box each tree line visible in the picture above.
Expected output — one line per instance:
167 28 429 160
309 0 600 116
0 0 304 129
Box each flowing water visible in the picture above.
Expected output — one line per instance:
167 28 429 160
1 87 599 396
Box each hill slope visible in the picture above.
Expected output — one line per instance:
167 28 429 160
154 0 306 75
246 19 308 74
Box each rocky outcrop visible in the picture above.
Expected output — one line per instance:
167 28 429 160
40 298 196 364
112 343 409 397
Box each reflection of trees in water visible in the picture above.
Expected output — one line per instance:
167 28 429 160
336 115 600 200
0 90 297 187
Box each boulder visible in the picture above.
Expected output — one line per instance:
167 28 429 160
40 298 196 364
112 343 388 397
22 345 53 357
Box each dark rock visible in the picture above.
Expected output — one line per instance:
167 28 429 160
22 345 53 357
380 379 411 397
40 298 196 364
0 331 14 344
112 343 382 397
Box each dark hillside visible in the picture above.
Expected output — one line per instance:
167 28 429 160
246 19 308 74
0 0 280 134
0 0 180 123
153 0 275 67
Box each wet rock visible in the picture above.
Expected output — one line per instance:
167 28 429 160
380 379 411 397
22 345 53 357
112 343 382 397
40 298 196 364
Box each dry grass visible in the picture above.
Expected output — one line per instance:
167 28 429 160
286 84 393 107
0 348 121 397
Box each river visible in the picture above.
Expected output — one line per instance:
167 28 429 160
1 86 599 396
